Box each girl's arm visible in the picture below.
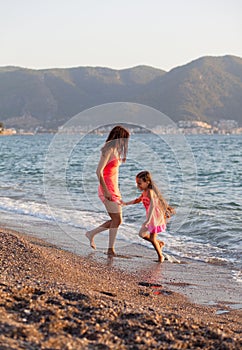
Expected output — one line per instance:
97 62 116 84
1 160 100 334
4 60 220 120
96 149 112 200
122 195 142 206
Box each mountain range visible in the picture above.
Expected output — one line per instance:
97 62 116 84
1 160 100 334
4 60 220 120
0 55 242 129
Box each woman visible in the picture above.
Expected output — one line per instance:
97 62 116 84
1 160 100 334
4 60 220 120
86 125 130 256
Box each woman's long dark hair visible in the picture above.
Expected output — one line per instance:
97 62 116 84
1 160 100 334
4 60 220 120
136 170 175 219
102 125 130 162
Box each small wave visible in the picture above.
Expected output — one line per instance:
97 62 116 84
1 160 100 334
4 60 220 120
206 257 228 266
0 198 55 222
0 197 107 231
232 270 242 283
0 196 241 273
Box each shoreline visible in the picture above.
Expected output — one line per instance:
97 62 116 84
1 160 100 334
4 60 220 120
1 227 241 349
1 212 241 311
1 214 241 307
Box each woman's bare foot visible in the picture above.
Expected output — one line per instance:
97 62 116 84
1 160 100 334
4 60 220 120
85 231 96 249
107 248 116 256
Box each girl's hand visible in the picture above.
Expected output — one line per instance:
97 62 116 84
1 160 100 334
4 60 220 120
121 197 142 206
143 219 151 228
143 221 148 228
120 200 127 206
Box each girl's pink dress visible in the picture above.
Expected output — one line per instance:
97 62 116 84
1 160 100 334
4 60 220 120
141 192 166 234
98 158 121 203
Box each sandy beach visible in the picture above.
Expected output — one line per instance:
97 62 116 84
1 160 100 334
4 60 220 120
0 227 241 349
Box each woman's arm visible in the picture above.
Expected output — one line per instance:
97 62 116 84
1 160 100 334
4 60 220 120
96 149 112 200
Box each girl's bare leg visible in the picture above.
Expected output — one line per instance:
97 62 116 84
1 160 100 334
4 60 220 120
139 226 164 262
150 234 164 262
158 240 165 258
85 220 111 249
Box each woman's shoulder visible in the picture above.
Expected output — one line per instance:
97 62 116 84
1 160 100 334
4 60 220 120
100 150 121 168
101 147 114 159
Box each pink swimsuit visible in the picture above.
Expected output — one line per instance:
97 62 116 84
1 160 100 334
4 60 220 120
142 192 166 234
98 158 121 203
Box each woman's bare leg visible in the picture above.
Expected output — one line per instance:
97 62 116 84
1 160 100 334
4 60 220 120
85 220 111 249
107 212 122 255
86 199 122 253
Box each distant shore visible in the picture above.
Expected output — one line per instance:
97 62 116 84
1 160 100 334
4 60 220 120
1 227 241 349
1 119 242 136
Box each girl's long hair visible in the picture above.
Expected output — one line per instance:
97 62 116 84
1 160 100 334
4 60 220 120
136 170 175 219
102 125 130 162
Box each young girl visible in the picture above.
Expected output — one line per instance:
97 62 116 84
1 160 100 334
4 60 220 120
85 125 130 256
123 171 175 262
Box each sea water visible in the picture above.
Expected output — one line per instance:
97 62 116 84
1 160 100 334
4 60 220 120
0 133 241 286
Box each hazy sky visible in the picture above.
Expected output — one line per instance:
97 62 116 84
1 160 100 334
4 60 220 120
1 0 241 71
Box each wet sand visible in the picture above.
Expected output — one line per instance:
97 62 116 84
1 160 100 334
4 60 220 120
0 227 241 349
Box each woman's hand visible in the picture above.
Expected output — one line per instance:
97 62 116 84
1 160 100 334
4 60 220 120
104 190 112 201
